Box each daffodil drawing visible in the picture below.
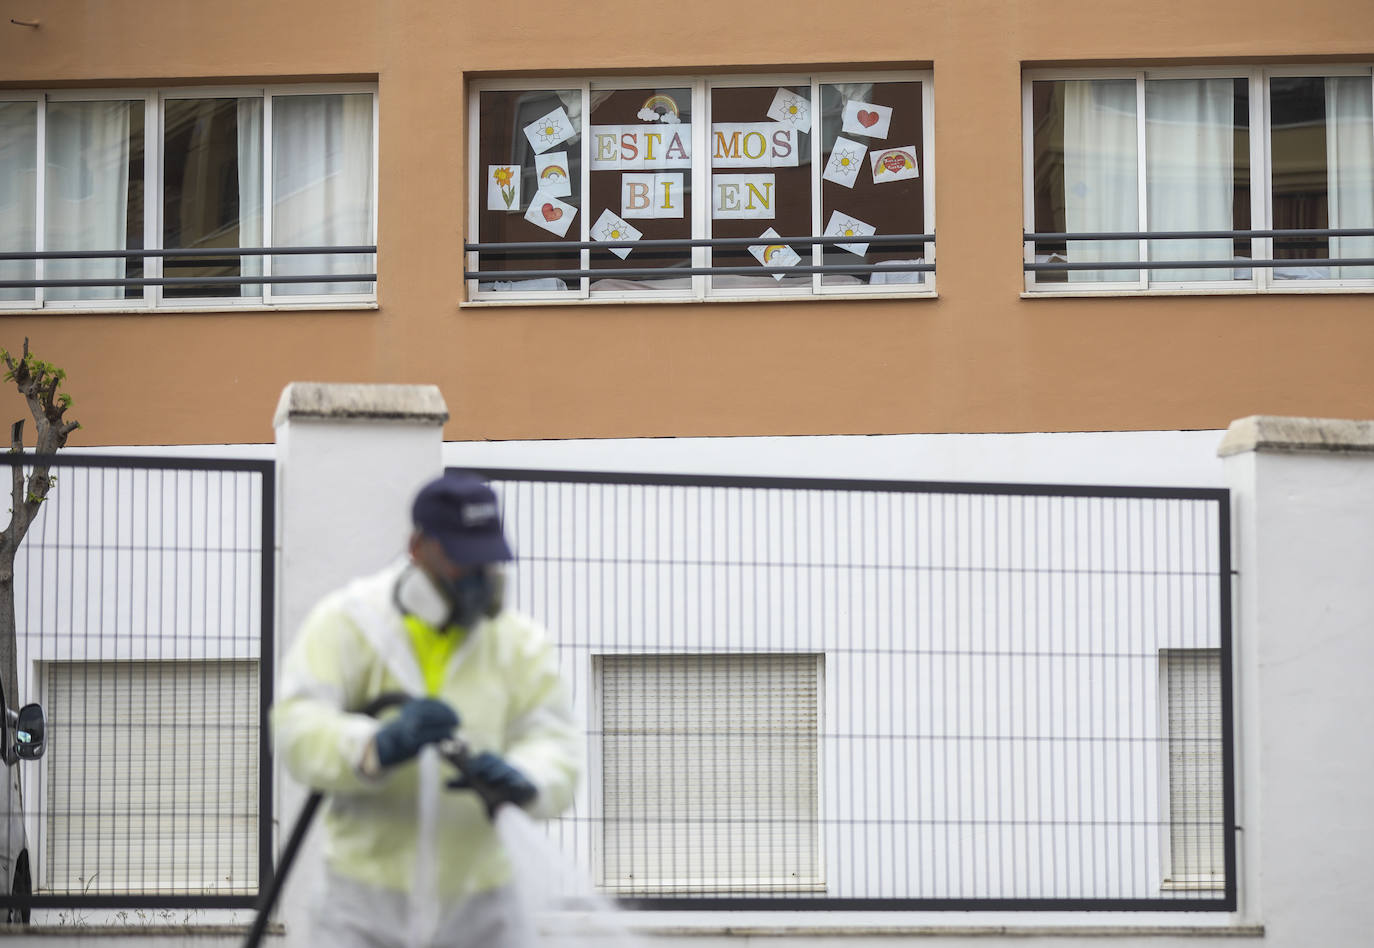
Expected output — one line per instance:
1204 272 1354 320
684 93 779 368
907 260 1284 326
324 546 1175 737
487 165 521 212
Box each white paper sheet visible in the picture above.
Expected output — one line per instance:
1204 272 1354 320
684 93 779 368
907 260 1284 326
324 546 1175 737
487 165 522 212
822 137 868 189
824 210 875 256
622 172 684 219
524 190 578 238
869 145 920 184
711 123 800 168
590 209 643 259
712 173 777 220
766 88 813 134
534 152 573 198
523 107 576 155
841 99 893 139
589 125 692 170
748 227 802 280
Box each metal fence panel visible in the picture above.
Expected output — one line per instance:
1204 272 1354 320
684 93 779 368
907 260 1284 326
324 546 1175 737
1 454 273 912
475 469 1234 911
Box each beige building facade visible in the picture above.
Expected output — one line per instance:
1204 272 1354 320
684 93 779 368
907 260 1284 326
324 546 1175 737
2 1 1372 446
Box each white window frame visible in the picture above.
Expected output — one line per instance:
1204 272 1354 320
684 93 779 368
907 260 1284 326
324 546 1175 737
0 82 379 314
589 651 826 895
1156 648 1225 892
466 71 935 305
1023 64 1374 296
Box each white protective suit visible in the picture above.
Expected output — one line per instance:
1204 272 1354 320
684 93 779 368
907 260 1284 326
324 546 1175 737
272 559 583 948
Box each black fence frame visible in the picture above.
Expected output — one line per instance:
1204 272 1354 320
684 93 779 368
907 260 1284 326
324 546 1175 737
471 467 1237 912
0 452 275 913
0 246 376 291
1023 227 1374 273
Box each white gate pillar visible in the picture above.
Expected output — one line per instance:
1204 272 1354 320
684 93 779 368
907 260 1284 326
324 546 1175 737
271 382 449 945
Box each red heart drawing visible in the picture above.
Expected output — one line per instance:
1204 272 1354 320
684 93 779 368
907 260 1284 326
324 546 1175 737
541 203 563 222
858 109 880 128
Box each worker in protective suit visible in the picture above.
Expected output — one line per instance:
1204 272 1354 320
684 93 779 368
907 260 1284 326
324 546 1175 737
272 472 582 948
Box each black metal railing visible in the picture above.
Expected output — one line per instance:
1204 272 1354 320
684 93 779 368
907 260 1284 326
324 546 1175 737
464 234 934 283
469 467 1236 911
0 453 275 917
1024 228 1374 273
0 246 376 291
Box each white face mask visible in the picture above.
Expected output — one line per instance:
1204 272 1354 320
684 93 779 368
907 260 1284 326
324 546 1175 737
393 564 453 628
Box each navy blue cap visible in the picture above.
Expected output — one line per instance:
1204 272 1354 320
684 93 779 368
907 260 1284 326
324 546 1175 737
411 472 513 566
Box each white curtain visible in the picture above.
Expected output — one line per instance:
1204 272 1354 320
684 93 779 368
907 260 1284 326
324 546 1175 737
45 100 132 301
271 93 374 296
1326 76 1374 280
1063 80 1139 283
1145 79 1234 283
0 102 38 301
237 98 264 298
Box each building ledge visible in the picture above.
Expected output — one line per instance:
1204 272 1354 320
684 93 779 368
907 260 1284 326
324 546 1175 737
1219 415 1374 457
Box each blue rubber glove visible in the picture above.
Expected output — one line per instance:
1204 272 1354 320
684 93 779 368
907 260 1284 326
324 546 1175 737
450 751 537 810
373 698 459 768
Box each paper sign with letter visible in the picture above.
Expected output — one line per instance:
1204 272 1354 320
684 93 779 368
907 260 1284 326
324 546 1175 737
621 173 684 219
535 152 573 198
824 210 876 256
711 124 799 168
748 227 802 280
591 209 643 259
766 88 812 134
869 146 919 184
841 100 893 139
590 125 693 170
487 165 522 212
822 137 868 189
712 173 776 220
523 107 576 155
524 191 577 238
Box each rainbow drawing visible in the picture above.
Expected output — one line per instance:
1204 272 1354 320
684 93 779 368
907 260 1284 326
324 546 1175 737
762 245 786 264
540 165 568 183
641 94 680 120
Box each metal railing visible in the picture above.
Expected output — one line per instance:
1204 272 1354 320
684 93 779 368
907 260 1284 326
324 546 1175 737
475 468 1236 911
464 234 934 283
1024 228 1374 273
0 246 376 291
0 453 275 915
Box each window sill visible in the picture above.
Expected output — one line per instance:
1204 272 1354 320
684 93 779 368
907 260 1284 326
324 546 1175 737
541 916 1265 938
0 302 379 317
1021 284 1374 299
461 289 937 308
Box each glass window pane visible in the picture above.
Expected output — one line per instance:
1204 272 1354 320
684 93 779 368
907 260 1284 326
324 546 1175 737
163 97 263 300
1032 79 1140 284
1271 76 1374 281
589 86 691 294
271 93 375 296
45 99 145 302
708 85 809 291
1144 78 1247 283
476 89 582 293
819 80 926 288
0 101 38 303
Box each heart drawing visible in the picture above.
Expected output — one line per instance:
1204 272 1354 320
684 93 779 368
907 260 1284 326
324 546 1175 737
542 203 563 222
858 110 880 128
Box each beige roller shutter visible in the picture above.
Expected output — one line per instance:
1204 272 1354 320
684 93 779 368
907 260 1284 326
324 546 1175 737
1164 649 1223 885
598 653 822 894
43 660 259 895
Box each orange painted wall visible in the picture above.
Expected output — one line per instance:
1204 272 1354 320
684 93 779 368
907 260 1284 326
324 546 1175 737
1 1 1372 445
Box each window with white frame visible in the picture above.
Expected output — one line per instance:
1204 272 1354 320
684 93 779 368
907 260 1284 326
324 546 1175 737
468 73 933 301
41 659 260 896
1160 649 1225 889
1024 67 1374 291
595 653 823 894
0 85 376 310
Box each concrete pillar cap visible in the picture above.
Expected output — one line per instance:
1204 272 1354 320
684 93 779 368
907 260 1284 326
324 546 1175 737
1218 414 1374 457
274 382 449 427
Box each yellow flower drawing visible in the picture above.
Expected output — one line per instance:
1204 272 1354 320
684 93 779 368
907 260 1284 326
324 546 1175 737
493 166 517 209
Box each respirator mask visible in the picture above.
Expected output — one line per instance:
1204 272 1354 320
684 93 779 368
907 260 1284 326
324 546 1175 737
395 562 506 630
